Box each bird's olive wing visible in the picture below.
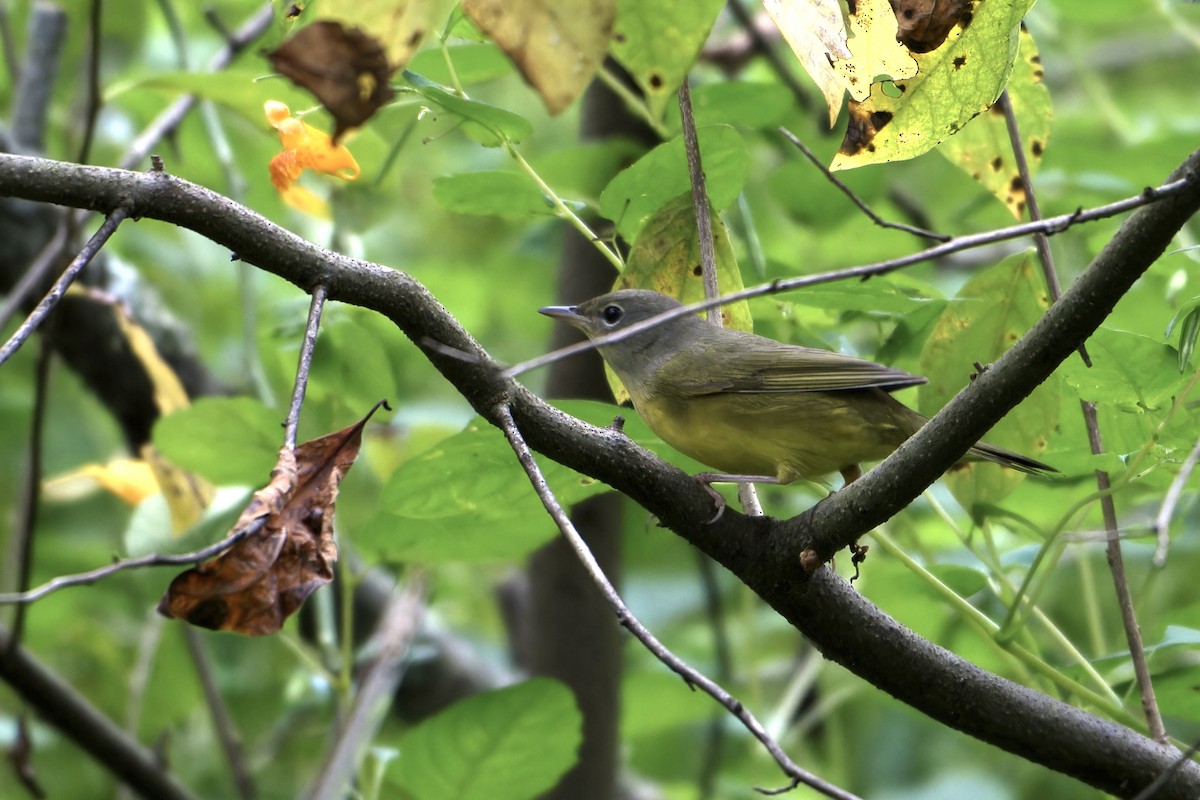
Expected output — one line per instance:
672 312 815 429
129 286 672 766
660 334 926 395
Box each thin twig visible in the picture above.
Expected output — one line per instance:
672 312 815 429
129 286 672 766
1131 735 1200 800
1153 434 1200 566
778 127 948 242
997 91 1089 365
183 628 257 800
77 0 105 165
7 338 52 651
0 518 265 606
1086 403 1167 741
283 284 328 451
1000 90 1166 743
0 206 130 367
500 175 1192 380
678 78 721 315
307 576 426 800
678 77 762 514
494 403 859 800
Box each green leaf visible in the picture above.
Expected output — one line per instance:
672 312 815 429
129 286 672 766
357 417 608 563
153 397 281 485
663 81 794 132
105 69 313 126
927 563 989 598
939 25 1052 218
621 671 715 739
1166 296 1200 371
403 70 533 145
1059 328 1188 412
599 124 749 243
408 43 513 85
918 251 1059 510
610 0 727 119
536 139 646 200
433 171 557 217
389 679 582 800
832 0 1035 170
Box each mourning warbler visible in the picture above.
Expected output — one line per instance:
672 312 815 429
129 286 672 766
540 289 1054 486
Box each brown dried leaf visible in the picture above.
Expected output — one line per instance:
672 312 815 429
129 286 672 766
889 0 975 54
268 20 396 143
158 403 385 636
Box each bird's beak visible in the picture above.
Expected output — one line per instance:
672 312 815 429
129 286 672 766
539 304 585 326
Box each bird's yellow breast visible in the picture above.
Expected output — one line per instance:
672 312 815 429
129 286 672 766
633 386 920 483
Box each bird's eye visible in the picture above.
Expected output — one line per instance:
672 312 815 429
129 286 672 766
601 304 623 325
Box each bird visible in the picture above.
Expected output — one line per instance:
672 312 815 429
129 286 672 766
540 289 1054 489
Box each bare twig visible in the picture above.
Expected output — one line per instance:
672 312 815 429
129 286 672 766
678 79 721 314
183 629 257 800
1131 735 1200 800
501 175 1193 380
77 0 104 165
0 518 265 606
283 284 328 451
495 404 859 800
996 91 1089 365
678 77 762 514
0 206 130 367
307 576 426 800
999 90 1166 743
1154 434 1200 566
778 127 948 242
7 338 52 650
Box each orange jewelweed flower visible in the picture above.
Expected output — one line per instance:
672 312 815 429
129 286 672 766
265 100 360 215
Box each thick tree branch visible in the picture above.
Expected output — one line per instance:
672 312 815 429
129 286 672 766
0 151 1198 796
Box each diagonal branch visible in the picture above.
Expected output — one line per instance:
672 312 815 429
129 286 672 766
0 151 1198 796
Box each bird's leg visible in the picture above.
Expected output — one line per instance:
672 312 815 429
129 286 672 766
838 463 869 580
692 473 782 523
839 464 863 486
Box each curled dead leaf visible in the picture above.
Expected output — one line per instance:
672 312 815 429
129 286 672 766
268 21 396 143
158 402 386 636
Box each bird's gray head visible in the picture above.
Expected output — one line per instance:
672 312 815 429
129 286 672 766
539 289 700 378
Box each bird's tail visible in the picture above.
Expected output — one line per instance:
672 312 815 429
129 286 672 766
966 442 1058 476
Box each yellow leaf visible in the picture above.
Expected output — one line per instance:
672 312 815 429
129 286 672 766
317 0 451 69
830 0 918 106
763 0 853 127
44 458 159 505
463 0 615 115
111 302 190 416
142 444 215 535
937 26 1051 218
